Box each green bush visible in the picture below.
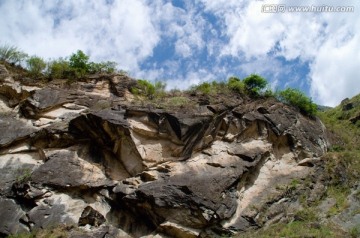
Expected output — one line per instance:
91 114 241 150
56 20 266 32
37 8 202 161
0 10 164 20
227 76 245 94
192 82 212 95
47 58 70 79
69 50 89 70
0 44 28 64
131 80 167 100
26 56 46 77
278 88 317 116
69 50 90 77
88 61 117 74
132 79 156 99
243 74 268 96
191 81 227 95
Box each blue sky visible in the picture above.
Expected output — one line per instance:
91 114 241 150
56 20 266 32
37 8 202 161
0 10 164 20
0 0 359 106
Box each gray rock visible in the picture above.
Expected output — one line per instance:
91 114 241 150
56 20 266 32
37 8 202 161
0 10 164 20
27 193 86 230
0 153 41 196
31 149 111 188
0 115 38 147
0 198 28 235
70 225 132 238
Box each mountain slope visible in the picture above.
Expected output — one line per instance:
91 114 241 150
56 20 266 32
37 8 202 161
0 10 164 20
235 95 360 238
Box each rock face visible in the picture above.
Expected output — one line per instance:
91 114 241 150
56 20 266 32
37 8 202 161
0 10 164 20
0 64 329 237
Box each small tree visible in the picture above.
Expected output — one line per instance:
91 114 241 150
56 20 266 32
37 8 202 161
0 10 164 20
69 50 89 77
278 88 317 116
26 56 46 77
243 74 267 96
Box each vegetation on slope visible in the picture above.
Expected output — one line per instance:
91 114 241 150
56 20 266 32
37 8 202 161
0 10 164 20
0 44 317 116
0 45 119 81
235 95 360 238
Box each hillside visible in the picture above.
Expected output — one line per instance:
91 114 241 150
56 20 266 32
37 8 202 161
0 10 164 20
0 61 359 238
236 95 360 237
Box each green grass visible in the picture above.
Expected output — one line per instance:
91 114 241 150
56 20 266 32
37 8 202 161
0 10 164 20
317 94 360 150
326 186 350 216
7 225 73 238
235 221 342 238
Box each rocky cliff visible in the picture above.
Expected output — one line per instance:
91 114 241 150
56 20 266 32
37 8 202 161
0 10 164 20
0 64 329 237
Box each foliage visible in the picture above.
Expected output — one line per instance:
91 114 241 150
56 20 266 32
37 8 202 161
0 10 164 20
227 76 245 94
15 168 32 183
191 82 213 95
326 186 350 216
88 61 117 74
47 58 70 79
236 221 340 238
154 81 166 98
132 79 156 99
67 50 118 78
263 88 275 98
7 225 74 238
318 94 360 150
0 44 28 64
69 50 89 71
278 88 317 116
68 50 89 77
243 74 267 96
350 227 360 238
191 80 229 95
294 208 319 222
26 56 46 77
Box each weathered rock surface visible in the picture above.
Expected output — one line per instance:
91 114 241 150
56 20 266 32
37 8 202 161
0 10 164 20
0 198 28 235
0 63 330 237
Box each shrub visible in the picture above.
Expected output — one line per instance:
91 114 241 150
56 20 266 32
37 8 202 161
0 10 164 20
132 79 156 99
0 44 28 64
69 50 89 70
88 61 117 74
154 81 166 98
69 50 89 77
191 81 226 95
26 56 46 77
227 76 245 94
243 74 267 96
278 88 317 116
192 82 212 95
47 57 70 79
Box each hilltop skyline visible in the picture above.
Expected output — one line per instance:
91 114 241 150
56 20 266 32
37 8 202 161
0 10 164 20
0 0 359 106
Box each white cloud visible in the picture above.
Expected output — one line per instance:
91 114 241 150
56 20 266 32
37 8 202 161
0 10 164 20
200 0 360 106
310 33 360 106
1 0 359 106
0 0 160 72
